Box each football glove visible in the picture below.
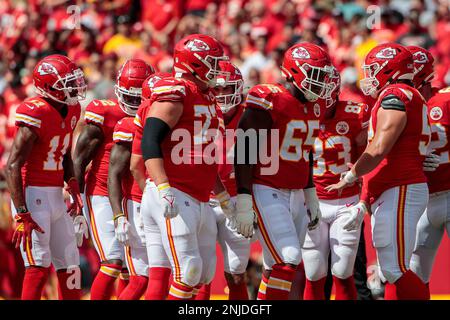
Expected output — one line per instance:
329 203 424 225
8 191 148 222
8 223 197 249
235 194 255 238
216 191 237 229
12 212 44 249
304 187 322 230
114 214 131 245
65 178 84 217
340 201 368 231
158 183 179 219
423 152 440 172
73 215 89 247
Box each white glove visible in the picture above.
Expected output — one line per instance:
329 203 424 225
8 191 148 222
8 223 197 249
216 191 237 229
114 215 131 245
73 215 89 247
235 194 255 238
340 201 368 231
157 183 179 219
423 152 440 172
303 187 322 230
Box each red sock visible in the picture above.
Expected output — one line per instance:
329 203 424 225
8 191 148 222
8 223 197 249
265 264 296 300
395 270 429 300
90 263 121 300
145 267 171 300
118 275 148 300
168 281 193 300
295 263 306 300
116 269 129 298
227 277 248 300
384 283 397 300
257 273 269 300
333 276 357 300
196 283 211 300
21 267 50 300
304 277 326 300
56 269 81 300
425 282 430 299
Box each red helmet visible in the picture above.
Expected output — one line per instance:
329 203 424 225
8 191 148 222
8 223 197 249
407 46 435 89
141 72 172 100
360 43 414 97
115 59 155 116
215 61 244 112
33 54 86 106
173 34 230 88
281 42 336 102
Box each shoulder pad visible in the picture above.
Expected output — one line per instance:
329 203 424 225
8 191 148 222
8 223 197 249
151 77 187 103
15 99 46 129
113 117 135 143
246 84 282 111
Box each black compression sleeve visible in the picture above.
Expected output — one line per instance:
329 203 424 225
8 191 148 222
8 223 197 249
142 117 171 161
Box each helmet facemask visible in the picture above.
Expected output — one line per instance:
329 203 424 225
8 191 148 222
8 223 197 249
293 62 336 102
38 68 87 106
115 85 142 116
215 78 244 113
194 53 230 87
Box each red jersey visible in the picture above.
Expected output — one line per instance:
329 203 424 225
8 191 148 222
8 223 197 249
148 77 223 202
131 101 150 157
14 97 80 187
363 83 430 200
425 86 450 194
113 117 142 202
313 100 370 200
84 99 127 196
245 84 320 189
217 104 245 197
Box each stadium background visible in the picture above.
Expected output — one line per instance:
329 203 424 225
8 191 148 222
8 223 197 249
0 0 449 299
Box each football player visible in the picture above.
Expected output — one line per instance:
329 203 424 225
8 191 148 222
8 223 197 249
207 61 250 300
302 70 370 300
129 72 173 300
6 54 87 300
326 43 431 300
140 34 229 300
409 46 450 296
235 43 335 300
73 59 154 300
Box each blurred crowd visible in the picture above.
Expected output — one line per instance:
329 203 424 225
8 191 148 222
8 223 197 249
0 0 449 298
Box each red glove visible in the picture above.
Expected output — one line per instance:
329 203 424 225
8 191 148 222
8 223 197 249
65 178 84 217
12 212 45 249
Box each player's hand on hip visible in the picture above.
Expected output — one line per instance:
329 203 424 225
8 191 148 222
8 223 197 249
157 183 179 219
114 214 131 245
65 178 84 217
303 187 322 230
423 151 440 172
235 194 255 238
339 201 368 232
216 191 237 229
73 214 89 247
12 212 44 249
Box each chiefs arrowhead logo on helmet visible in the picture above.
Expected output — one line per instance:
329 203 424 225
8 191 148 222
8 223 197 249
37 62 58 76
185 39 210 52
412 51 429 64
291 47 311 59
375 47 397 59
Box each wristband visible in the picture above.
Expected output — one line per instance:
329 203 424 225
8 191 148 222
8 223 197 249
157 182 171 191
343 170 358 184
113 213 125 221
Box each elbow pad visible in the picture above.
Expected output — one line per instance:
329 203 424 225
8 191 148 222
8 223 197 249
141 117 171 161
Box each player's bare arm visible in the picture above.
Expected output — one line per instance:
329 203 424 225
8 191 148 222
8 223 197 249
108 142 131 219
130 153 146 191
73 123 104 192
326 102 407 193
234 107 273 194
6 126 38 210
142 101 183 186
